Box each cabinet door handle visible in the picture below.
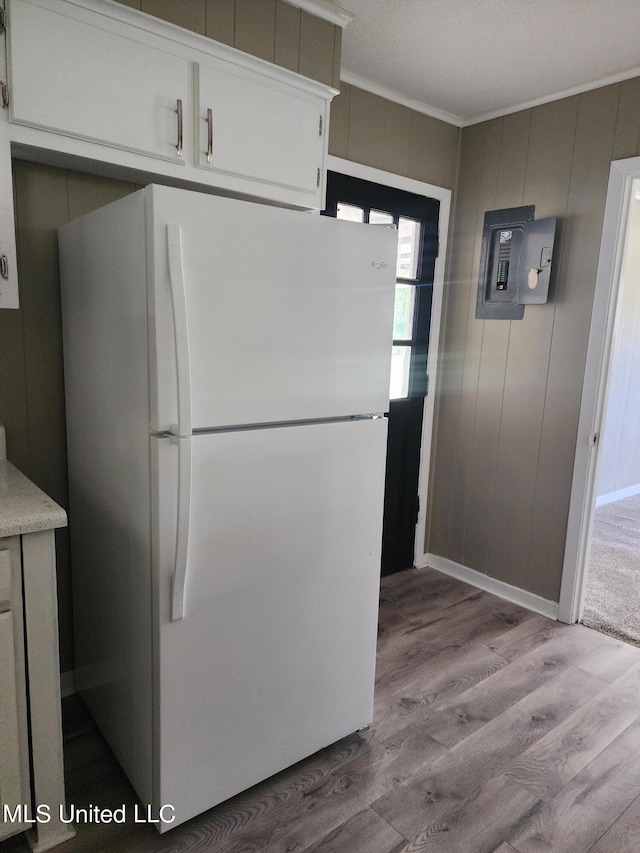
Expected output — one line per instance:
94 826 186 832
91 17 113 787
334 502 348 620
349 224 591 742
175 99 183 157
0 255 8 281
206 108 213 164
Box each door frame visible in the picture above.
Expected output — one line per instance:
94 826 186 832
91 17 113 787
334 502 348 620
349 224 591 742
559 155 640 623
327 155 451 569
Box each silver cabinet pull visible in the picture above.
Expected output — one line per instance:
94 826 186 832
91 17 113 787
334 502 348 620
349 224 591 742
175 99 183 157
0 255 8 281
206 108 213 164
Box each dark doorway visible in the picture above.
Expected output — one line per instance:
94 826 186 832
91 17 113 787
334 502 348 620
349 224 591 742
323 171 440 575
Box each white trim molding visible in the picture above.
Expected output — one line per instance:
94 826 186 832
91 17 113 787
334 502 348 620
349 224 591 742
464 66 640 127
326 155 452 577
596 483 640 508
423 554 559 621
284 0 354 28
340 68 640 131
339 71 464 127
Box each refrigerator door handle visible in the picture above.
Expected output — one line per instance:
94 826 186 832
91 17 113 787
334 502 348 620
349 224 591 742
170 435 192 621
166 224 192 437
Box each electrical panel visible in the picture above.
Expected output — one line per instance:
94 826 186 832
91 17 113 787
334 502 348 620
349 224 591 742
476 205 556 319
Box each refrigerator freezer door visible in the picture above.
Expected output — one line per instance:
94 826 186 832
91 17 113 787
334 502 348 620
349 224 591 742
151 417 387 827
148 185 397 432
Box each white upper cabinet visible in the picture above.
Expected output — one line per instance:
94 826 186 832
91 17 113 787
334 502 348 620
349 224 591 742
195 61 324 199
3 0 336 209
8 0 188 163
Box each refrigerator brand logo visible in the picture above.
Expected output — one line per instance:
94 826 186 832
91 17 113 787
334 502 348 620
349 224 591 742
371 260 389 270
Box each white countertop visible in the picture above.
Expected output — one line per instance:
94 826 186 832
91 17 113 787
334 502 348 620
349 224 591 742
0 426 67 537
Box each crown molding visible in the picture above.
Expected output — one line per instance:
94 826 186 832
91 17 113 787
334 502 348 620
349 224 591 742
283 0 354 28
463 65 640 126
340 70 463 127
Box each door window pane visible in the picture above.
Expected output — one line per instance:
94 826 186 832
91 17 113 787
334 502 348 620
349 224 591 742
392 283 416 341
337 202 364 222
370 209 394 225
390 346 411 399
397 217 421 280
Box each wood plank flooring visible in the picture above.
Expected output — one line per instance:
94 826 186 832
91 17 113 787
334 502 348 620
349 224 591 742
4 567 640 853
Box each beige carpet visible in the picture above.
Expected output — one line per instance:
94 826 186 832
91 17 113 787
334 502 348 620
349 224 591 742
582 493 640 646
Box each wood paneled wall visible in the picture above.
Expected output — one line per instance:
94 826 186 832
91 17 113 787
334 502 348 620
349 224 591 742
3 163 141 671
427 78 640 602
114 0 341 89
328 82 459 190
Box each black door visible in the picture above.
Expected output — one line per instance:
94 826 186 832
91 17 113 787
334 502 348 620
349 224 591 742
323 171 440 576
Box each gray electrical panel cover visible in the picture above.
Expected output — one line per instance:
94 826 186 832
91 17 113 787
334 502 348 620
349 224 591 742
476 205 556 319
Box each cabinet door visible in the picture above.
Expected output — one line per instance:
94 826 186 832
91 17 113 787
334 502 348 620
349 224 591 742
8 0 188 163
0 542 29 843
195 61 325 203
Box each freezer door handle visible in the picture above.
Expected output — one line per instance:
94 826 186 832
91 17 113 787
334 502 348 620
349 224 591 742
170 435 192 621
166 224 192 437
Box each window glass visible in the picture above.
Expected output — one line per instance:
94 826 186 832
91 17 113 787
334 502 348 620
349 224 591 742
397 217 421 280
370 209 394 225
390 346 411 399
336 202 364 223
392 284 416 341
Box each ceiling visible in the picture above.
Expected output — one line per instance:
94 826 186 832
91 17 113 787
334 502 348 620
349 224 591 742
339 0 640 126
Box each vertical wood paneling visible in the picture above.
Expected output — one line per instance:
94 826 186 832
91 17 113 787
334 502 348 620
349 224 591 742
428 79 640 603
406 111 429 183
66 172 140 221
487 98 578 590
464 112 531 574
13 163 71 671
346 87 387 170
426 122 483 557
328 86 460 191
235 0 276 63
298 11 335 87
327 82 351 160
382 101 412 177
404 111 461 190
0 311 29 472
9 162 139 672
448 119 502 567
527 85 619 600
13 163 68 505
612 77 640 160
424 115 460 191
140 0 206 34
274 0 300 73
332 25 342 91
205 0 235 45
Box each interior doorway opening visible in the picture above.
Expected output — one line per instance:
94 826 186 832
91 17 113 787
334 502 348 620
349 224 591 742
581 177 640 645
560 158 640 634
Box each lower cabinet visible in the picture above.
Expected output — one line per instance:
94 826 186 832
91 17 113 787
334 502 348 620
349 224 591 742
0 537 30 844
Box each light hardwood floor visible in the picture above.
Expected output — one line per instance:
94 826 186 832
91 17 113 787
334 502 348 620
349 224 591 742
4 567 640 853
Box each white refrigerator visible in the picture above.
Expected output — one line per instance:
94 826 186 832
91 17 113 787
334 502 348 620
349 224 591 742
59 184 397 830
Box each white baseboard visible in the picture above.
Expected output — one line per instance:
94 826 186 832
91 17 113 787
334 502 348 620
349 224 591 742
60 670 77 699
421 553 559 621
595 482 640 508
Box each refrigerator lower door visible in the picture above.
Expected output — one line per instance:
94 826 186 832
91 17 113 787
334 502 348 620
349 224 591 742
151 417 387 829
